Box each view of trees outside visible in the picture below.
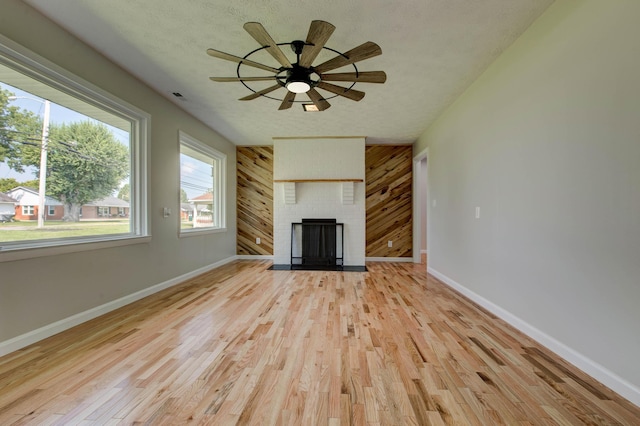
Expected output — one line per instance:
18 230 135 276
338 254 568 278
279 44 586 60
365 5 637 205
0 81 131 243
0 177 38 193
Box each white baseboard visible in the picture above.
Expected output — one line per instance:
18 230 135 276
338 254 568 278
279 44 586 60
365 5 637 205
0 255 238 357
427 267 640 407
236 255 274 260
366 257 414 262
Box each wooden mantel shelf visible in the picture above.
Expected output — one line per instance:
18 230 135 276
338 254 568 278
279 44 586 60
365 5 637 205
274 178 363 183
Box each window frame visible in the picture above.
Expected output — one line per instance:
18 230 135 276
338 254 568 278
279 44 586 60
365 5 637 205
178 131 226 237
22 205 34 216
0 34 150 262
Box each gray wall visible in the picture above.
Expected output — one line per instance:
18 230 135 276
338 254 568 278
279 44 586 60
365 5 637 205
415 0 640 398
0 1 236 342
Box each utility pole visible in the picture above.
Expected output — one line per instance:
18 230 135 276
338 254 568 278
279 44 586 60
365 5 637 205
37 100 51 228
8 96 51 228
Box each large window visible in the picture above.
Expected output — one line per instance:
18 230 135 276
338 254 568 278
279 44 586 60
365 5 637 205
179 131 226 235
0 35 148 260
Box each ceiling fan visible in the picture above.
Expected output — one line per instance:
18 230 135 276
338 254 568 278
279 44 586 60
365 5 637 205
207 20 386 111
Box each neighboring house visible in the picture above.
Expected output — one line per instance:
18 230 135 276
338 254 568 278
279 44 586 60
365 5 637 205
5 186 64 221
189 192 213 227
0 193 18 221
81 196 130 219
4 187 129 221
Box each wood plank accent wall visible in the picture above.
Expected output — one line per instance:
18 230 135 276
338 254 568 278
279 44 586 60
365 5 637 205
237 146 273 255
365 145 413 257
237 145 411 257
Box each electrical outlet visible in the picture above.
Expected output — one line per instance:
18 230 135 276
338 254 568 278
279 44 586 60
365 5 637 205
256 237 261 245
388 240 393 248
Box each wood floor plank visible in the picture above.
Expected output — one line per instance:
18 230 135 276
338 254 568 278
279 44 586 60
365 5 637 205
0 259 638 424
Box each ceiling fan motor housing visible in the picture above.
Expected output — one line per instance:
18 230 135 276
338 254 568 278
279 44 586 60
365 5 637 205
286 64 315 93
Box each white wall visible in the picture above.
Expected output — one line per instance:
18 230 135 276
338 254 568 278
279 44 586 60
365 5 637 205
415 0 640 404
273 138 366 266
0 1 236 349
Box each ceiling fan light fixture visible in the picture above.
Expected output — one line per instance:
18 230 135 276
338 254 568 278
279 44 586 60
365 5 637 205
286 80 311 93
285 64 312 93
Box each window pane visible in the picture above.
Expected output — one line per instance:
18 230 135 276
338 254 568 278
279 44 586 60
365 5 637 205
179 132 225 234
180 148 215 229
1 80 131 243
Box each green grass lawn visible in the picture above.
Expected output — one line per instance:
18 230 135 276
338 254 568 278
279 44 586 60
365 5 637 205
0 220 131 242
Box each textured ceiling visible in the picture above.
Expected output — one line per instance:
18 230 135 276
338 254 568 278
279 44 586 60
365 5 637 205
25 0 554 146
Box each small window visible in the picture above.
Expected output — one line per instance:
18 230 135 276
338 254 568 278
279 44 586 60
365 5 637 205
0 36 149 260
179 131 226 235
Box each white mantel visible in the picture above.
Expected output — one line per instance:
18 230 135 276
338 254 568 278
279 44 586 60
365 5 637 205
273 137 366 266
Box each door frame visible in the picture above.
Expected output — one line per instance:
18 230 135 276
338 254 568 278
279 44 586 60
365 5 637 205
412 147 428 264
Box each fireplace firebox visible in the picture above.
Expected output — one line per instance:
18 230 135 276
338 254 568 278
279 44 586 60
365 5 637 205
290 219 343 270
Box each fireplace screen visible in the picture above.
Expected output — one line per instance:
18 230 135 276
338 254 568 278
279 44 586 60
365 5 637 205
291 219 344 269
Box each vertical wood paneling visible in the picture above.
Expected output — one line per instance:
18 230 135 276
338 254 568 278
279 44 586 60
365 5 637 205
365 145 413 257
237 146 273 255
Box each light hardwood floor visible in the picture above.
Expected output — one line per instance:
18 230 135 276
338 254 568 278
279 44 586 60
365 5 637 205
0 260 638 425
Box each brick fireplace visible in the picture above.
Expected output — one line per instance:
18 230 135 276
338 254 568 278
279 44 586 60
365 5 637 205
272 137 366 268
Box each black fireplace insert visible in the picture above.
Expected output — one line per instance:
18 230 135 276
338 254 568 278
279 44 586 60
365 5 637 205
290 219 343 270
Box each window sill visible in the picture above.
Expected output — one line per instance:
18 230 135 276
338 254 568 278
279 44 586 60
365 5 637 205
179 227 227 238
0 235 152 262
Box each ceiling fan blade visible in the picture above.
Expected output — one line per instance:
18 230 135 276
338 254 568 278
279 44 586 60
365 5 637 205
243 22 292 68
207 48 280 73
239 84 282 101
210 76 278 82
316 82 365 101
307 88 331 111
299 20 335 68
314 41 382 73
320 71 387 84
279 91 296 110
